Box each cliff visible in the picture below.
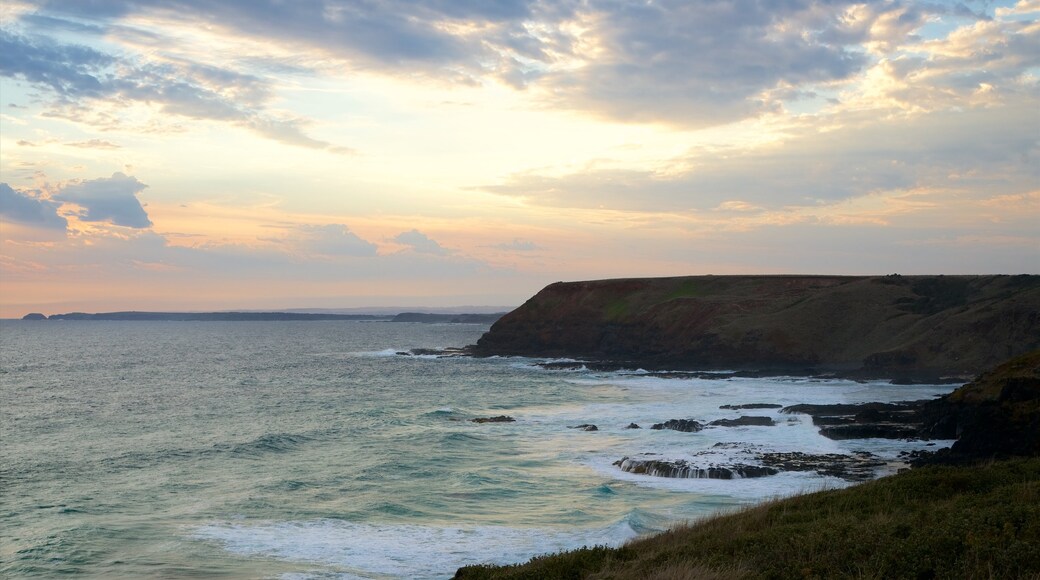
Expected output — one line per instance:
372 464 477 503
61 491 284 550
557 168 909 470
920 348 1040 459
473 274 1040 378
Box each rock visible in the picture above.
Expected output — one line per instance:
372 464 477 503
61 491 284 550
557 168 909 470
614 457 778 479
21 313 47 320
402 347 472 357
625 423 641 429
819 424 918 440
758 452 887 482
650 419 703 432
917 349 1040 461
709 416 775 427
568 424 598 431
538 361 589 370
782 401 929 440
471 415 515 423
781 402 917 417
719 403 782 410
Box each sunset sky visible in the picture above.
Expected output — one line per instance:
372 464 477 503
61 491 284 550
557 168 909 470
1 0 1037 317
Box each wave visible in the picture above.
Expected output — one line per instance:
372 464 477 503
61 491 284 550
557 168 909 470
192 517 641 579
90 429 332 472
228 432 315 457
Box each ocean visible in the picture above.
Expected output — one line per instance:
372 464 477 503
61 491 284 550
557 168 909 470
0 320 957 578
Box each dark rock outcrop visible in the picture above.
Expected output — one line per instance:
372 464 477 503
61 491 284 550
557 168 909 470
21 313 46 320
614 448 890 482
772 349 1040 459
710 416 775 427
625 423 641 429
917 349 1040 461
650 419 703 432
782 401 931 440
614 457 778 479
758 452 888 481
471 275 1040 379
471 415 515 424
568 424 598 431
819 424 919 440
720 403 783 410
398 347 472 357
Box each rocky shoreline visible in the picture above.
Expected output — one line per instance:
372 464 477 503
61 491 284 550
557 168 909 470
460 397 952 483
460 350 1040 483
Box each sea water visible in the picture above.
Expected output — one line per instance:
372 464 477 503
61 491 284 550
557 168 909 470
0 320 957 578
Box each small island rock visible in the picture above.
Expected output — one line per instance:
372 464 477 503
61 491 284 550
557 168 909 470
471 415 515 424
650 419 703 432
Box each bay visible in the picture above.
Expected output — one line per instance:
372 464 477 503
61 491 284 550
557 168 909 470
0 320 956 578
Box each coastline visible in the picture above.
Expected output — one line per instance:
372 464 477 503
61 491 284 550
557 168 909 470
453 348 1040 578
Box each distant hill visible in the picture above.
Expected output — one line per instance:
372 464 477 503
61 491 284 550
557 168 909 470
26 311 506 323
37 311 387 321
391 312 505 324
473 275 1040 379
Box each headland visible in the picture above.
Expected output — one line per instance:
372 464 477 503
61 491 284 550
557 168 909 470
473 274 1040 381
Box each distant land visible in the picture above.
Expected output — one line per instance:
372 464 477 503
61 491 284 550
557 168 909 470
21 311 507 324
473 274 1040 380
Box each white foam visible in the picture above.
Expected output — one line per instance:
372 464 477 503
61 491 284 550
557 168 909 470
584 455 850 498
193 518 639 579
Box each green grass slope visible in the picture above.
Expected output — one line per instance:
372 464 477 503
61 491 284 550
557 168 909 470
454 458 1040 580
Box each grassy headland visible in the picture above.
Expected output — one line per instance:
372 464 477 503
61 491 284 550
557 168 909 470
473 275 1040 380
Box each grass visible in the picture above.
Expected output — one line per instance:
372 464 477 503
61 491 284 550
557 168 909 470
454 458 1040 579
605 298 630 320
666 280 707 301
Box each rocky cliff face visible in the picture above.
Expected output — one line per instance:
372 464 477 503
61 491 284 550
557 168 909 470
920 349 1040 459
473 275 1040 378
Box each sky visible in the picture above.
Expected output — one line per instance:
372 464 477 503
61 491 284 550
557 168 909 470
0 0 1037 317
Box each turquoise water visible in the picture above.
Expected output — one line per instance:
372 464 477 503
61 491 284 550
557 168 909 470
0 321 956 578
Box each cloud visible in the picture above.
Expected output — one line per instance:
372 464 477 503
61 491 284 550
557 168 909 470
55 172 152 228
0 29 347 151
6 0 1022 134
0 182 68 230
65 138 120 149
393 229 449 255
487 102 1040 212
296 224 378 257
0 29 113 98
5 0 947 130
535 0 880 126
